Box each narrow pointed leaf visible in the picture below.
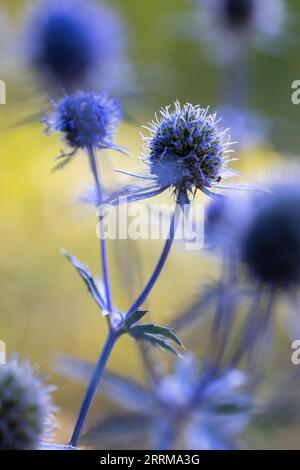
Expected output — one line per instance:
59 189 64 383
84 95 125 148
56 355 155 412
129 323 184 347
55 355 94 385
52 154 74 172
107 185 166 206
103 372 156 412
124 310 148 328
129 331 180 355
82 414 151 448
61 250 107 311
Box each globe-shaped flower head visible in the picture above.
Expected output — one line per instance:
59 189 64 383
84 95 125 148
45 91 122 152
0 357 55 450
240 186 300 290
198 0 287 64
222 0 254 30
24 0 126 93
142 102 235 204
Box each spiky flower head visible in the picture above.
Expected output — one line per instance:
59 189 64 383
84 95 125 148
45 91 122 151
24 0 126 93
142 102 235 203
0 357 55 450
240 186 300 289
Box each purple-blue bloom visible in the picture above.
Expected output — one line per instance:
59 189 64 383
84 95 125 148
205 194 247 254
57 354 255 450
240 186 300 290
146 103 233 192
197 185 300 366
198 0 288 64
44 91 122 151
111 102 236 206
222 0 254 30
24 0 126 93
0 357 55 450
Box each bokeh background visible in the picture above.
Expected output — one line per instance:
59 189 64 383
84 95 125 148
1 0 300 449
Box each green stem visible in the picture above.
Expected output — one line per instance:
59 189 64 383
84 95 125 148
87 146 113 314
69 331 118 447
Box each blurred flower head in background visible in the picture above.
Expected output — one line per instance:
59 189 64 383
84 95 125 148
221 0 255 30
154 354 254 450
57 353 255 450
204 183 300 292
0 357 55 450
44 91 122 153
23 0 129 94
240 185 300 290
218 106 270 150
198 0 288 64
205 194 250 256
203 183 300 365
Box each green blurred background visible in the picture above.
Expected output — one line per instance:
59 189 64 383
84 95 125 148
0 0 300 448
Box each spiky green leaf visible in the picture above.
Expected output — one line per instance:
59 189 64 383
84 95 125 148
129 323 184 347
129 330 180 355
124 310 148 329
61 250 107 311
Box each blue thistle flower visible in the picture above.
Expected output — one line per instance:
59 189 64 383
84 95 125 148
146 103 233 192
57 354 255 450
240 186 300 290
45 91 122 153
24 0 126 93
198 185 300 366
0 357 55 450
112 102 235 206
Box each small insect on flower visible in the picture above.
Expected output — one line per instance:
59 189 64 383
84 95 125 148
0 357 55 450
44 91 123 167
23 0 126 93
111 102 236 207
